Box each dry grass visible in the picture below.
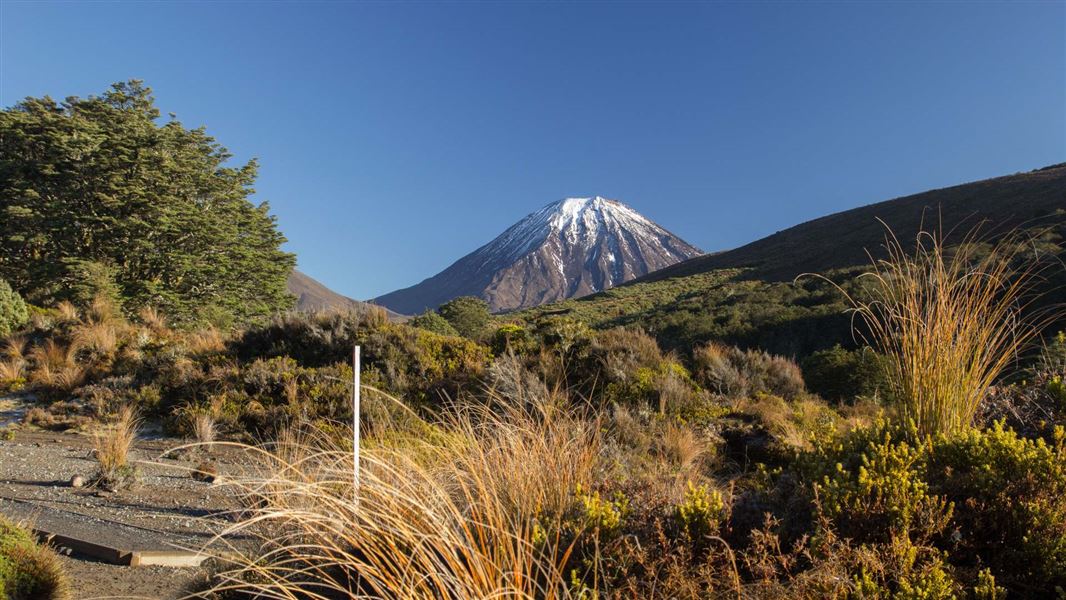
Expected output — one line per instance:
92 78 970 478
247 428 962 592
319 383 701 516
138 305 168 332
3 336 27 361
191 412 217 445
841 225 1055 436
0 358 26 382
184 327 225 355
91 405 139 486
54 301 78 323
205 391 600 599
85 295 117 325
71 321 119 359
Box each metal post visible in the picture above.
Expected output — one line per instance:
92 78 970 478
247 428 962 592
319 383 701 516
353 345 361 502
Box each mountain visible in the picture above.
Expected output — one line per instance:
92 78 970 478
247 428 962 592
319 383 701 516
288 270 403 319
638 163 1066 284
375 197 703 314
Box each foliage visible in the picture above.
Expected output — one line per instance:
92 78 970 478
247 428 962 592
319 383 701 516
803 421 1066 595
693 342 806 400
839 227 1056 436
675 481 725 541
409 310 458 336
0 80 295 325
438 296 491 339
802 345 894 404
0 279 28 338
0 515 69 600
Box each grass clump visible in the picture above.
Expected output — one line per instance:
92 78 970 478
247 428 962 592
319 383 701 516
843 226 1054 436
91 405 139 489
0 516 69 600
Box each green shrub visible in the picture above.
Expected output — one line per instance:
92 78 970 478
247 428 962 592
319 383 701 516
410 310 459 337
675 481 725 541
0 516 68 599
489 323 536 356
0 279 28 337
804 421 1066 595
438 296 490 339
927 423 1066 591
801 344 894 403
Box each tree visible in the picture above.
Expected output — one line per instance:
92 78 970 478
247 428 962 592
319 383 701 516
410 310 459 336
0 279 28 337
0 81 295 325
438 296 490 339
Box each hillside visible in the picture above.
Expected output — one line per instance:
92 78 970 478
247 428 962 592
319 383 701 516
512 165 1066 356
639 164 1066 284
375 197 702 314
288 270 401 318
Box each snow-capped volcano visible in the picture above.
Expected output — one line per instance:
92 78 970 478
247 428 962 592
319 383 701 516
374 196 702 314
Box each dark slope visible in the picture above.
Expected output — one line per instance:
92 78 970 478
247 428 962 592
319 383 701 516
638 164 1066 285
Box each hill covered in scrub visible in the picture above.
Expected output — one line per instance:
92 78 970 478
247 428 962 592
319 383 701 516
287 270 401 319
510 166 1066 357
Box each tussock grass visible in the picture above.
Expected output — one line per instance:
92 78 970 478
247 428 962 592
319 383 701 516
841 225 1056 436
205 392 599 599
0 358 25 383
190 411 217 446
92 405 139 487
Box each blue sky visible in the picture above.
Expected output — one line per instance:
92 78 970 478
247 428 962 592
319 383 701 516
2 1 1063 300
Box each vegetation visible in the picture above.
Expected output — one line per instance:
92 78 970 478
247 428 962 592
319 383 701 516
438 295 492 338
0 80 295 326
0 279 28 338
0 516 69 600
840 227 1054 435
91 405 139 489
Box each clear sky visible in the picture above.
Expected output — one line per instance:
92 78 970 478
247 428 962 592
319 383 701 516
2 1 1063 300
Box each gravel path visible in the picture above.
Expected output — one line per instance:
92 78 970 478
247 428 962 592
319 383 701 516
0 414 251 599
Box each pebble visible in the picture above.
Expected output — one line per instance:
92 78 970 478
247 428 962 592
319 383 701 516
70 475 86 488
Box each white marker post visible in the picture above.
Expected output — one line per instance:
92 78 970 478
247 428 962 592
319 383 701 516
353 345 361 505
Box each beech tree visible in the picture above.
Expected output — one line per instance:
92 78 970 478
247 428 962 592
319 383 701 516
0 81 295 325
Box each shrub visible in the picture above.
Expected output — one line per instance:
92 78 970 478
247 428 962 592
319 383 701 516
438 296 490 339
926 423 1066 591
490 323 537 356
0 279 28 337
0 515 69 600
675 481 725 541
801 345 893 403
409 310 459 336
804 421 1066 594
693 343 806 400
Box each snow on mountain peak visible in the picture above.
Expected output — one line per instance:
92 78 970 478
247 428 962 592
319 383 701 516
375 196 702 314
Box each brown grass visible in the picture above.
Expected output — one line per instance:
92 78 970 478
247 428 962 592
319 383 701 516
0 358 26 382
840 225 1056 436
54 301 78 323
137 305 168 332
204 391 599 599
92 405 139 486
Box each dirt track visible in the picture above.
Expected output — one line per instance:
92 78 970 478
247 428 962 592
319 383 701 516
0 409 248 599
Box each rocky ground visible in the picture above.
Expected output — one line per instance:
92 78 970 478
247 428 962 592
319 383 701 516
0 397 252 600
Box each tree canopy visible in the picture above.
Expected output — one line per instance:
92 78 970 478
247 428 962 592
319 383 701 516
0 80 295 325
438 296 490 339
